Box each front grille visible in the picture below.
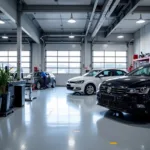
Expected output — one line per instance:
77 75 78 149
100 85 126 94
100 94 129 110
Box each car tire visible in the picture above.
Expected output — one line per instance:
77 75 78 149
36 82 41 90
51 80 56 88
84 84 95 95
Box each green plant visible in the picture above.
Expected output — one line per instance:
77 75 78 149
0 68 11 94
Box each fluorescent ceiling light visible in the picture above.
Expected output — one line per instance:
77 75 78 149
0 19 5 24
117 35 124 39
2 35 8 39
68 13 76 24
136 14 145 24
69 35 75 39
136 19 145 24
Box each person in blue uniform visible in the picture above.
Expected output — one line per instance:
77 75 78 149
41 71 47 88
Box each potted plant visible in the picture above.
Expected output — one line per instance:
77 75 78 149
0 68 11 113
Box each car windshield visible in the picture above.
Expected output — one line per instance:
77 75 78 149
83 70 101 77
128 65 150 76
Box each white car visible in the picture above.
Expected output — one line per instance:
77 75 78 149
67 69 127 95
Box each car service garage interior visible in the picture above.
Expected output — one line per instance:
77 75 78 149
0 0 150 150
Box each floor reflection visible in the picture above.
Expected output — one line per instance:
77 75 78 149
46 95 81 125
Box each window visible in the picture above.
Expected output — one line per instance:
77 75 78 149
99 70 112 76
114 70 126 76
0 50 30 74
93 50 127 69
46 51 81 74
84 70 101 77
129 66 150 76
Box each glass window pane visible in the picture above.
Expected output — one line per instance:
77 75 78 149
9 63 17 67
9 57 17 62
22 68 30 73
58 63 68 68
70 51 80 56
93 63 104 68
46 68 57 73
93 57 104 62
69 69 80 74
9 51 17 56
58 68 68 74
116 63 127 69
22 57 30 62
70 57 80 62
46 51 57 56
116 57 126 62
58 51 69 56
116 51 127 56
22 51 30 56
46 63 57 67
105 57 115 62
93 51 104 56
58 57 68 62
105 63 115 68
70 63 80 68
105 51 115 56
46 57 57 62
0 57 8 62
22 63 30 67
0 51 8 56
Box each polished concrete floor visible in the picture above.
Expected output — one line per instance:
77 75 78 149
0 87 150 150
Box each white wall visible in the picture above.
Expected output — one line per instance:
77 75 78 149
32 43 42 71
0 44 30 51
134 23 150 55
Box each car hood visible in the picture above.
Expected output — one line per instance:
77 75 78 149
103 76 150 87
68 76 94 82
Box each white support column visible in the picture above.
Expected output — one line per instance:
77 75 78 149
17 0 22 79
41 43 46 71
81 37 92 75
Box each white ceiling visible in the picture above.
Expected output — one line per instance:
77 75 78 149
113 13 150 34
0 14 16 33
34 12 88 32
24 0 92 5
139 0 150 6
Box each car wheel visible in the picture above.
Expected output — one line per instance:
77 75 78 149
85 84 95 95
36 82 41 90
51 81 56 88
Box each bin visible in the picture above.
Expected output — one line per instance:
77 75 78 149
14 84 25 107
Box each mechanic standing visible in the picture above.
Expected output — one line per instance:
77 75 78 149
41 71 47 88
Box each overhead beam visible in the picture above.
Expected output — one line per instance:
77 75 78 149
22 5 102 13
134 6 150 13
0 0 40 43
105 0 141 37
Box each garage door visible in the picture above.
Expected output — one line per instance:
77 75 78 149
92 44 127 70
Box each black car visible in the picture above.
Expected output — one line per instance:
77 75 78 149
97 64 150 115
24 72 56 89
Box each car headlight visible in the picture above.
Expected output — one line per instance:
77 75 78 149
127 87 149 94
74 80 84 84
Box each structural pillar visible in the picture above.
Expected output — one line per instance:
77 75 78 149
17 0 22 79
81 37 88 75
41 43 46 71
